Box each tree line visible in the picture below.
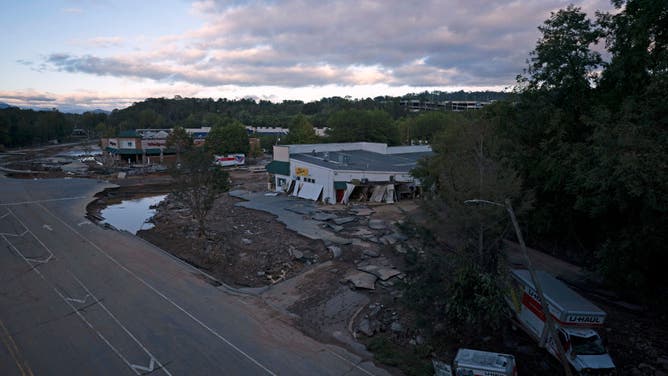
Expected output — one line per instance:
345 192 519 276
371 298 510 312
403 0 667 353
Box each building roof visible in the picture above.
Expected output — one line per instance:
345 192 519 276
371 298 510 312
291 149 432 173
266 160 290 175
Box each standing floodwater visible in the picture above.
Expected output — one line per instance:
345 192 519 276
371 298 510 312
100 195 167 234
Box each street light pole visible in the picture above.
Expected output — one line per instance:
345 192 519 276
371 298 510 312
464 198 573 376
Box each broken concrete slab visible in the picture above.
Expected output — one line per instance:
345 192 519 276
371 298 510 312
379 235 397 245
329 236 353 245
333 216 356 225
351 207 375 216
362 249 380 258
289 248 304 260
349 227 375 237
357 265 402 281
326 223 344 232
312 212 338 221
344 271 377 290
357 318 380 336
368 219 386 230
285 206 314 215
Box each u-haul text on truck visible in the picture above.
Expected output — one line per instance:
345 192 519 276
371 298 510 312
507 269 615 375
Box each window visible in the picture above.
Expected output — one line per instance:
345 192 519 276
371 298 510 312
304 178 315 183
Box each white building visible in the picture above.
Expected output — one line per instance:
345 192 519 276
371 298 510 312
266 142 432 204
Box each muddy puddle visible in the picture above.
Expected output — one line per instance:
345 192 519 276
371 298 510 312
99 194 167 234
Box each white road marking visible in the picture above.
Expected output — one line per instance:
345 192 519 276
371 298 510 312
326 349 376 376
4 210 53 265
0 233 141 375
69 272 173 376
39 203 278 376
77 221 91 227
42 224 52 231
2 209 172 376
131 357 156 373
24 254 53 264
0 229 29 237
64 294 91 304
0 196 88 206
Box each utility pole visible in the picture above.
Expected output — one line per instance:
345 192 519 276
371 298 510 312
465 199 574 376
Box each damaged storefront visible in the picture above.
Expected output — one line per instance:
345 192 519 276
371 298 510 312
267 142 431 204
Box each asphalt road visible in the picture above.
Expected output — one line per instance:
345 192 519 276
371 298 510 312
0 177 390 376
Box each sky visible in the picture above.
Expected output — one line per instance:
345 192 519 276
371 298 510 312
0 0 615 112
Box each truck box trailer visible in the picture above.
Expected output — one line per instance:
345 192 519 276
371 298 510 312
433 348 517 376
507 269 615 375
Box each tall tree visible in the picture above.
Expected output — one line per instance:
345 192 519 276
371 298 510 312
522 5 603 110
206 121 249 154
408 116 524 339
284 114 317 144
170 148 230 237
327 109 399 145
166 126 193 164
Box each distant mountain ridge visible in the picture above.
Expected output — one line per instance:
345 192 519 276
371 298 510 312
0 103 112 114
0 102 17 109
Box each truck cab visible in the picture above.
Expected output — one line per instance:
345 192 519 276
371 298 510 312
507 269 616 375
552 328 615 375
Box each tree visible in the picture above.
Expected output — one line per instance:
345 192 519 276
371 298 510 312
166 126 193 163
598 0 668 103
407 116 525 339
327 109 399 145
206 121 249 154
507 6 604 246
170 148 230 237
522 5 603 109
284 114 317 144
399 111 465 144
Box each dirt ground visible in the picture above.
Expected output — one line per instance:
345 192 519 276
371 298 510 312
139 184 329 287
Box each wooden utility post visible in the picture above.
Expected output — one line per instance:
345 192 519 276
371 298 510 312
465 198 573 376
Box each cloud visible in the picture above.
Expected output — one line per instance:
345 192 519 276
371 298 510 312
84 36 124 48
62 8 84 14
31 0 614 108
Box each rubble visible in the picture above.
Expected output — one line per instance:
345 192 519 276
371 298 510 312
368 219 386 230
312 212 338 221
327 245 342 259
357 265 402 281
343 271 377 290
332 216 356 225
357 318 380 337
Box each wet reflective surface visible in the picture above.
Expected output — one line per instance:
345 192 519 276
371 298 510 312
100 194 167 234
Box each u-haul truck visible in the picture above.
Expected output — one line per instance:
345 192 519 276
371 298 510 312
214 154 245 167
433 348 517 376
508 269 616 375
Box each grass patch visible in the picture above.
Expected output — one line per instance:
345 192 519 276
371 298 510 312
365 335 434 376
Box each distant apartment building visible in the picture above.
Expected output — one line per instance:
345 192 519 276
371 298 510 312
400 100 494 112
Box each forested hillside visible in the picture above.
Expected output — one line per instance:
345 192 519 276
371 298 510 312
409 0 667 317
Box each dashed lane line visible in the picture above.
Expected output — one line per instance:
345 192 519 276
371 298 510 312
38 203 278 376
69 272 173 376
1 232 141 375
0 196 88 206
0 317 34 376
